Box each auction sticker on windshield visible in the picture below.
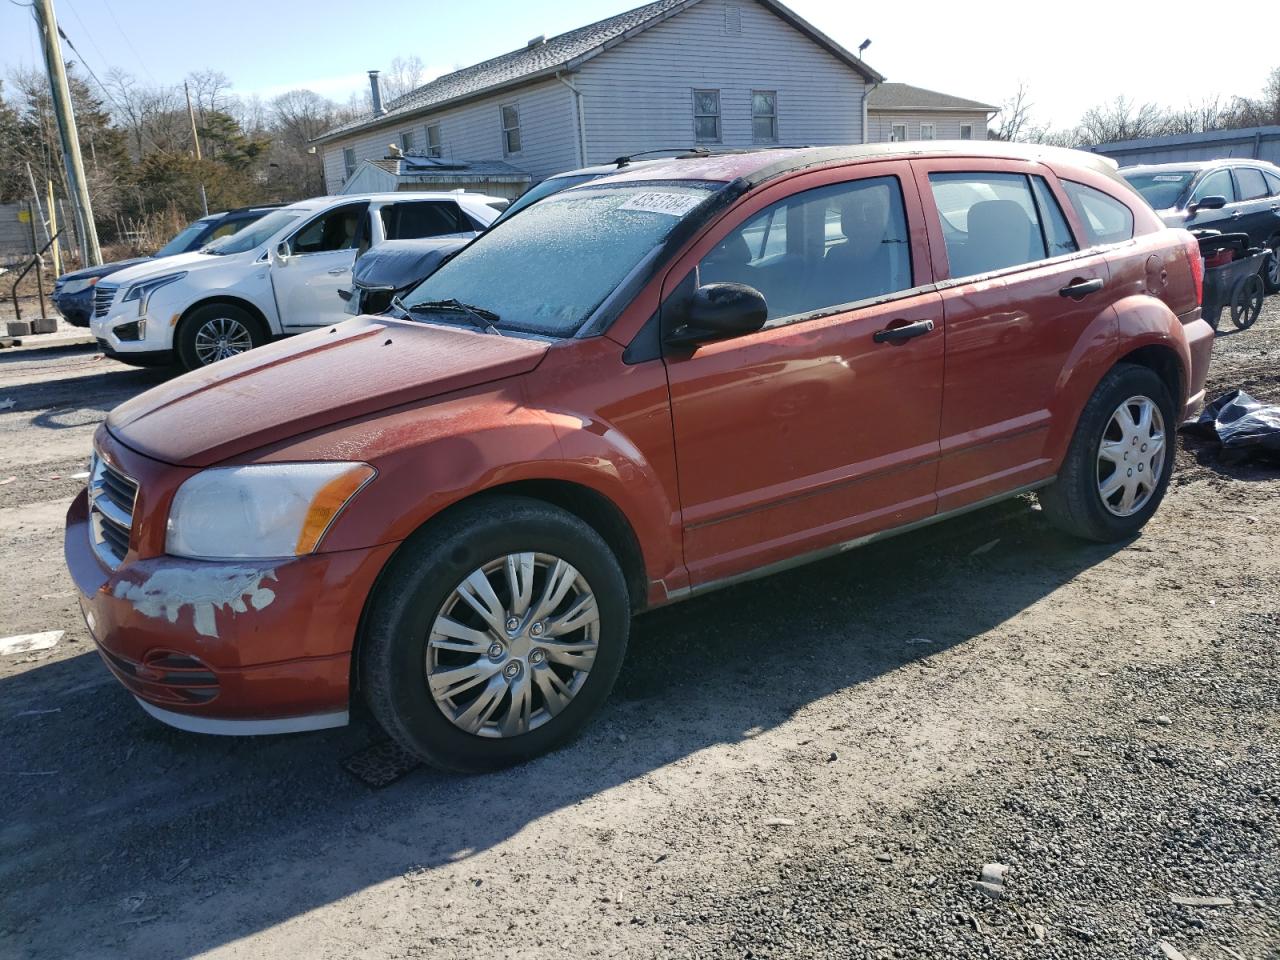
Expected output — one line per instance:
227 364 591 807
1153 175 1187 182
618 192 706 217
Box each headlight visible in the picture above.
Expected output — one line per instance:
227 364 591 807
165 462 376 560
60 276 100 295
122 272 187 315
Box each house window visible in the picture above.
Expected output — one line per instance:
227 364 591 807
920 122 936 140
960 124 973 140
426 123 442 158
752 91 778 143
399 130 415 153
693 89 721 142
501 104 522 155
342 147 356 179
890 123 907 142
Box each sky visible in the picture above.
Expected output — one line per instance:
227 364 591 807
2 0 1277 131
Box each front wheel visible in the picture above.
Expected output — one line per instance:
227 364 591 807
1263 239 1280 295
1039 364 1176 542
176 303 268 371
360 496 631 772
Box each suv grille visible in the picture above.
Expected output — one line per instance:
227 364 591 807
88 453 137 568
93 283 118 319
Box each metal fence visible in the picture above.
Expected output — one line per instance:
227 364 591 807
1092 126 1280 167
0 201 80 269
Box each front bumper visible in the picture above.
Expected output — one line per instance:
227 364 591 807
63 440 398 733
52 289 92 327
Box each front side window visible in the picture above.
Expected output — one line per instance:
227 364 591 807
697 176 913 323
960 124 973 140
1235 167 1269 201
501 104 521 155
399 130 415 153
205 217 250 242
155 220 215 257
381 201 470 240
1191 169 1235 204
1266 171 1280 196
920 122 936 141
752 91 778 143
694 89 721 142
203 210 301 255
343 147 356 179
890 123 907 142
1061 180 1135 247
1029 177 1079 257
929 172 1058 276
290 203 366 255
426 123 442 158
405 183 718 337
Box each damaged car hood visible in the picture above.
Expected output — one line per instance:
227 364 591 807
107 315 549 466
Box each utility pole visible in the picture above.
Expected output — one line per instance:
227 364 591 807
32 0 101 265
184 80 210 216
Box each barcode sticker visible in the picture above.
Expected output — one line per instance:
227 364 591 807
618 192 705 217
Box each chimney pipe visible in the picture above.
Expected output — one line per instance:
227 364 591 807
368 70 385 114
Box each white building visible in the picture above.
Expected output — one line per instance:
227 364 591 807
314 0 885 194
866 82 997 143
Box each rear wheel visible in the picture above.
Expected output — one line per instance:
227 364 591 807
1039 364 1176 542
176 303 268 371
361 496 630 772
1264 238 1280 294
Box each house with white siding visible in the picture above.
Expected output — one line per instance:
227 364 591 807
866 83 997 143
313 0 885 195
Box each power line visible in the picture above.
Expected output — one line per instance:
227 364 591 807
99 0 156 86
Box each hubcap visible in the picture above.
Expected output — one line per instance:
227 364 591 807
1097 395 1166 517
426 552 600 738
193 316 254 365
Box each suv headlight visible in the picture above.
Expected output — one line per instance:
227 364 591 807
165 462 376 560
60 276 100 295
122 272 187 315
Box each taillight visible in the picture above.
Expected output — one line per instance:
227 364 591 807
1182 231 1204 307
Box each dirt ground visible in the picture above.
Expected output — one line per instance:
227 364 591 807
1 304 1277 960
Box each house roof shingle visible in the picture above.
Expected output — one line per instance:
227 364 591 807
868 82 997 113
316 0 883 144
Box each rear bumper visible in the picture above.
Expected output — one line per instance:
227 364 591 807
65 487 398 733
1180 311 1214 421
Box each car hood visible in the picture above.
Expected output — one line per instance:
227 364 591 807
106 314 549 467
57 257 152 284
353 237 469 291
103 250 224 286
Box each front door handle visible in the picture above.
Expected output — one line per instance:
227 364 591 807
1230 210 1243 219
1059 277 1105 299
873 318 934 344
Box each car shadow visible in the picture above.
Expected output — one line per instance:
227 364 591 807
0 496 1127 959
0 363 173 430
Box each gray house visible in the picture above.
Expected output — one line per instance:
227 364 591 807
866 82 997 143
314 0 884 194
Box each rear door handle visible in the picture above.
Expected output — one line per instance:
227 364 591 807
873 319 934 344
1230 210 1243 219
327 267 348 275
1059 277 1105 299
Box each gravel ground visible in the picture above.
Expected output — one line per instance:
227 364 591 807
0 303 1277 960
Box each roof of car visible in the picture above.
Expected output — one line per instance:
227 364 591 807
588 141 1124 189
279 191 505 212
1122 159 1278 174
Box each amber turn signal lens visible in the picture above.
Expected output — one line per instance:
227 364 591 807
294 464 376 554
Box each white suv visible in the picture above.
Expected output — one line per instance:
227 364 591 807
90 192 505 369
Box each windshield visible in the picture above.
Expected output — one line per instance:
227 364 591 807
404 183 717 337
1121 170 1195 210
154 220 213 257
202 210 300 255
491 173 601 225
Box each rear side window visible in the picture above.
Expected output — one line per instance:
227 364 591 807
1266 171 1280 196
1060 181 1134 247
1029 177 1079 257
1191 169 1235 204
697 176 913 323
929 172 1052 277
1235 167 1270 201
381 201 471 240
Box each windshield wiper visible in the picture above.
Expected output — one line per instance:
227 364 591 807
394 296 503 335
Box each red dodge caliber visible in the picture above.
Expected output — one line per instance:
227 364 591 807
65 143 1213 770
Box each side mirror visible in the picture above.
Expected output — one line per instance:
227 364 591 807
1189 195 1227 214
665 282 767 348
274 240 291 265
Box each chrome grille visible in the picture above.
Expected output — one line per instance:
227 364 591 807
93 283 119 319
88 452 137 568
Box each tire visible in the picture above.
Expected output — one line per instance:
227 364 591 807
360 495 631 772
1264 238 1280 295
1230 273 1265 330
175 303 268 371
1038 364 1177 543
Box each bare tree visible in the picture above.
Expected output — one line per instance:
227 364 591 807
382 55 426 102
991 81 1034 142
1077 96 1169 145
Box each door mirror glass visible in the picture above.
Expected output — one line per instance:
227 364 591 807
1190 194 1227 213
666 282 767 347
274 240 291 264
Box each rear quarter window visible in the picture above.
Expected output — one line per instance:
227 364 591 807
1061 181 1134 247
381 201 471 240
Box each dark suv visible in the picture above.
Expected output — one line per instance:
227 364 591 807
51 205 281 326
1122 160 1280 291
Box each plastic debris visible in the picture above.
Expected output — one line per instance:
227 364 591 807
0 630 63 656
1183 390 1280 463
70 471 90 480
763 818 795 827
0 476 15 485
1158 941 1191 960
0 398 15 410
1171 894 1233 907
